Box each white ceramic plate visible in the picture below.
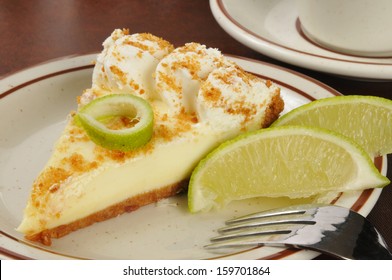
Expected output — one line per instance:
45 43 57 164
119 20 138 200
210 0 392 81
0 54 386 260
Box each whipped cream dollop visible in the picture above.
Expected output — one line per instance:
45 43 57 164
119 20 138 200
82 29 280 133
197 65 279 133
91 29 174 100
155 43 231 115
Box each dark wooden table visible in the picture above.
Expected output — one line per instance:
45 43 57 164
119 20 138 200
1 0 391 259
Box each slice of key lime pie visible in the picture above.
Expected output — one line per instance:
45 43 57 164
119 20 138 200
17 29 284 245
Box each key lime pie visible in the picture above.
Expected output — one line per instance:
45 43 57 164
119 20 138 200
17 29 284 245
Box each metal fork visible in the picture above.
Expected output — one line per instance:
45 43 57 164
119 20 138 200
206 204 392 259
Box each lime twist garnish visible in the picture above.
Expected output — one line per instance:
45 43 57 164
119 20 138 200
77 94 154 151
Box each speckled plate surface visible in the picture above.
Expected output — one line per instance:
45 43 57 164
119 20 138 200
0 54 385 259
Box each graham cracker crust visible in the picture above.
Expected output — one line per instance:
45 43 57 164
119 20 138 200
25 182 186 246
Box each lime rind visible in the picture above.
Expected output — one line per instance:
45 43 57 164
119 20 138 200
77 94 154 151
188 125 390 213
272 95 392 156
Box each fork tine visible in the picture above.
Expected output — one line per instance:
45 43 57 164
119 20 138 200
205 238 280 250
208 222 309 250
206 228 295 250
226 204 319 225
212 228 295 242
218 217 315 233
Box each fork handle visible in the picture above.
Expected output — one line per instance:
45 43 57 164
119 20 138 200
351 220 392 260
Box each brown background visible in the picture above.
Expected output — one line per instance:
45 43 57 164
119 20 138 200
1 0 391 259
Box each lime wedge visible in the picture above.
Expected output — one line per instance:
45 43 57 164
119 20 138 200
77 94 154 151
272 95 392 156
188 126 389 213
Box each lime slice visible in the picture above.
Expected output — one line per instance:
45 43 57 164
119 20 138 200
272 95 392 156
188 126 389 213
77 94 154 151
